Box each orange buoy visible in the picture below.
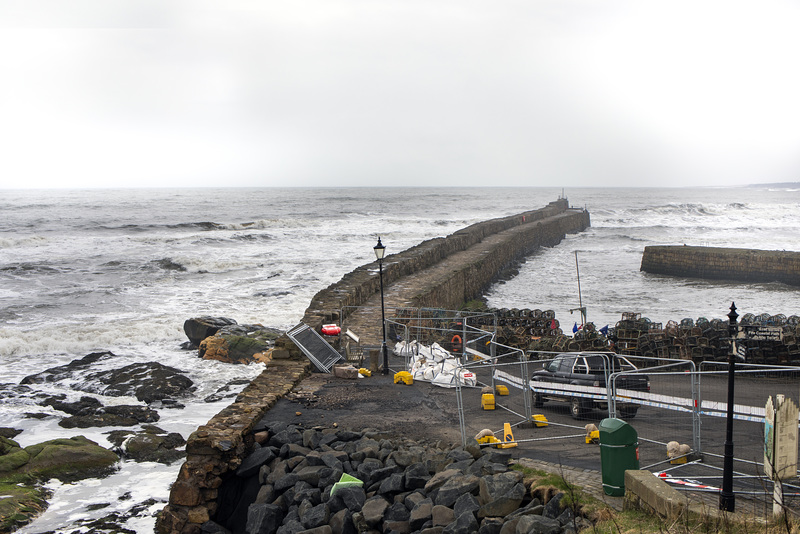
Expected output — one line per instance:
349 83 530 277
321 324 341 336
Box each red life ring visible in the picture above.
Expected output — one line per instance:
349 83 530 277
321 324 341 336
451 334 462 352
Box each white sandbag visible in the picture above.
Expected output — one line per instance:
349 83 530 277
430 342 450 362
431 372 458 388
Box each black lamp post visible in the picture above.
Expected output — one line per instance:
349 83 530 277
719 301 738 512
374 237 389 375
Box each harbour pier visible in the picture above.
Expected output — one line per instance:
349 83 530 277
157 198 591 534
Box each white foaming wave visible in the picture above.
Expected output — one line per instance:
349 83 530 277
594 201 793 234
0 234 48 249
161 254 263 274
212 218 321 231
15 460 179 534
0 320 184 362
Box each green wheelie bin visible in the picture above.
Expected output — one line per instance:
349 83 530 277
599 418 639 496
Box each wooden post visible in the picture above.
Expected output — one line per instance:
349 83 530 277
765 394 799 518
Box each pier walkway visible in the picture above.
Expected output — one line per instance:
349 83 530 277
294 199 590 351
343 208 584 347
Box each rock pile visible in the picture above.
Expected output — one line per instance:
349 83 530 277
202 422 591 534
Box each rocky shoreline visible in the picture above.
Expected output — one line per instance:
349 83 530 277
0 313 299 533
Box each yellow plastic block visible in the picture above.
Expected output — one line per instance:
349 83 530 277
477 435 501 445
495 385 510 396
498 422 518 449
585 430 599 444
358 368 371 377
670 456 688 465
481 393 496 410
393 371 413 385
532 414 548 427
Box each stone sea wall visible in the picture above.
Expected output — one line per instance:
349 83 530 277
295 198 589 336
409 210 588 312
157 199 590 533
641 245 800 286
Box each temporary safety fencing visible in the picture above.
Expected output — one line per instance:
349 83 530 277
452 350 596 450
448 341 800 509
649 362 800 512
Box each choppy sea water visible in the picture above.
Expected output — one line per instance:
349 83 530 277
1 186 798 532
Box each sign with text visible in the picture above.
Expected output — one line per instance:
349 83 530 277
743 326 783 342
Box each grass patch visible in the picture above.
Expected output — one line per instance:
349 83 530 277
511 462 600 516
592 509 798 534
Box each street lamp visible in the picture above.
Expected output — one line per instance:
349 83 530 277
374 237 389 375
719 301 738 512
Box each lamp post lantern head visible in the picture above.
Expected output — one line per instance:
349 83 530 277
374 237 386 261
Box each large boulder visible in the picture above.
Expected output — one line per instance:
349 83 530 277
87 363 194 403
21 353 195 404
21 351 115 385
42 395 103 416
183 316 238 347
106 425 186 464
59 404 160 428
198 324 283 364
17 436 118 482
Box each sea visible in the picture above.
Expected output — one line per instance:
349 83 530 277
1 186 798 532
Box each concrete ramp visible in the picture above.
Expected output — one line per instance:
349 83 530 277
286 323 344 373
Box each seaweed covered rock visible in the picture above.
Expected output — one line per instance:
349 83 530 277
198 324 283 364
0 436 30 473
5 436 119 482
0 435 119 532
183 316 238 347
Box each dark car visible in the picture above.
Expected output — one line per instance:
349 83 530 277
530 352 649 419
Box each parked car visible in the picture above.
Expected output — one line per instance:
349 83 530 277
530 352 649 419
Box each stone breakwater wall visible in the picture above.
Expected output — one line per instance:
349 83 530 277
293 198 590 340
641 245 800 286
157 199 590 533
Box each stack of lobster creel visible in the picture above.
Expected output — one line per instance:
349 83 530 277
614 312 800 366
529 322 610 357
486 308 562 349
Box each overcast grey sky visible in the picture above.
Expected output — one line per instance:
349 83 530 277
2 0 799 189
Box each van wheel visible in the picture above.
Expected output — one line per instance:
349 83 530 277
619 406 639 419
533 393 544 408
570 397 588 419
